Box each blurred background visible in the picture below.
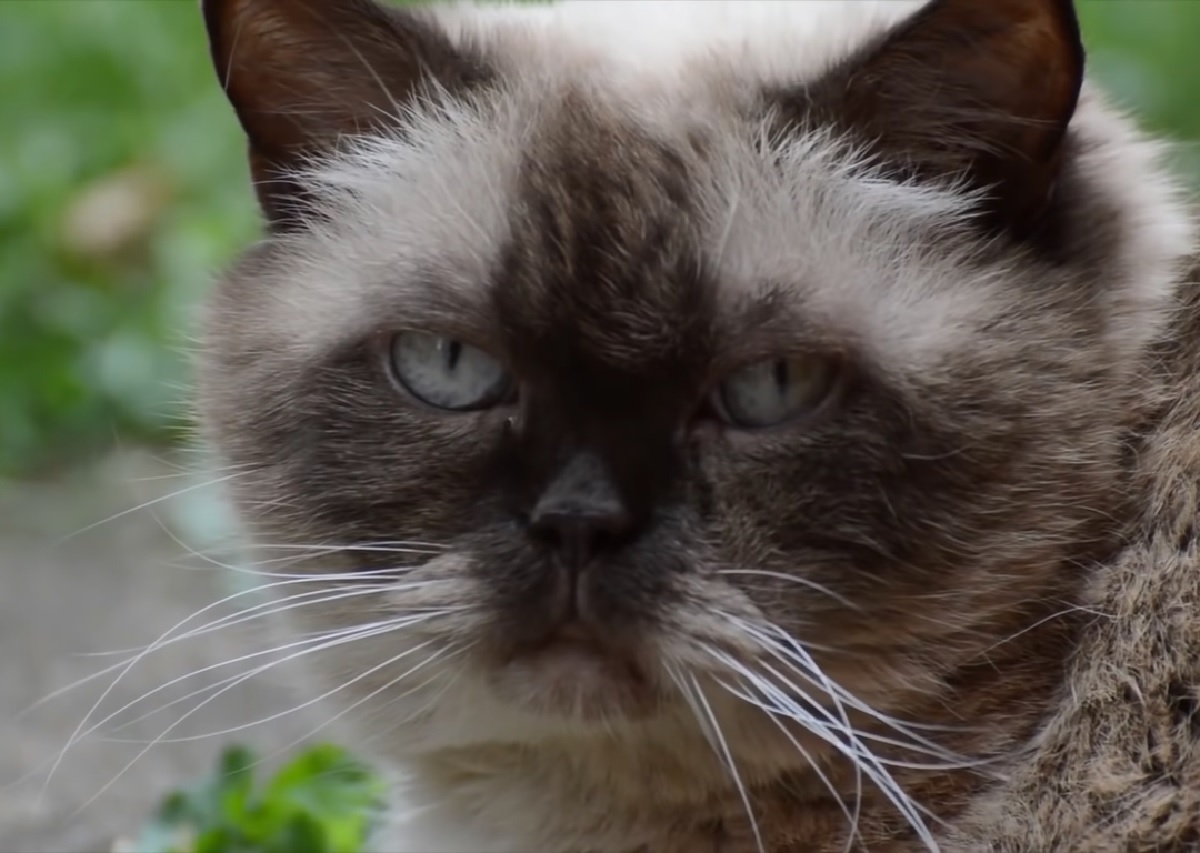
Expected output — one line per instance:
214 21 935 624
1 1 1198 850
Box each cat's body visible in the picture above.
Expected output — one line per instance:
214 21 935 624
196 0 1198 849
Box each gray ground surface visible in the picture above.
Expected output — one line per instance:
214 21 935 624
1 453 317 852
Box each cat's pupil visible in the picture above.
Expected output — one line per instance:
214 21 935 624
444 340 462 371
773 359 789 394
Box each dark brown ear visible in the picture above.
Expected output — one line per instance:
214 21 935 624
202 0 489 227
795 0 1084 242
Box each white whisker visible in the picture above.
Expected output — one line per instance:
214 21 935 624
743 619 968 741
53 472 246 546
71 613 446 814
265 639 473 755
706 645 938 850
82 612 437 743
39 572 427 799
107 632 455 745
22 579 412 721
716 569 861 611
749 681 862 851
684 673 765 853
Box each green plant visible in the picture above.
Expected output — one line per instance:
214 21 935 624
130 744 386 853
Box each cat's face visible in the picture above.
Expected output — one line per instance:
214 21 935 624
198 0 1190 777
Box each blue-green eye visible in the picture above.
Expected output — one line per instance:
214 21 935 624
388 332 512 411
712 355 836 429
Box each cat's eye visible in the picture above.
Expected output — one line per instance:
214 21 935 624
711 355 836 429
387 332 513 411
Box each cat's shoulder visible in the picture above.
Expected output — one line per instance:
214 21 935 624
951 257 1200 850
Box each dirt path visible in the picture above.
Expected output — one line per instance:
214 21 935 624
1 453 317 852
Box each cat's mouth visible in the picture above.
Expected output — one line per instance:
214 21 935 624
486 621 662 721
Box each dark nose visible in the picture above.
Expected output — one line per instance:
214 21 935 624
528 451 636 568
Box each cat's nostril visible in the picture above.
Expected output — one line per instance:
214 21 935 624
528 505 635 566
525 450 637 567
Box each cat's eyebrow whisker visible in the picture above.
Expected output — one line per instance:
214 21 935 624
682 672 766 853
73 614 450 815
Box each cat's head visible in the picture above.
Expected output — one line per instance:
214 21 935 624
198 0 1192 779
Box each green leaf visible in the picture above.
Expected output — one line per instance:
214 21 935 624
269 814 330 853
135 743 384 853
215 745 257 827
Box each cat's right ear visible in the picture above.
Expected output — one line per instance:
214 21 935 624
202 0 489 228
790 0 1084 245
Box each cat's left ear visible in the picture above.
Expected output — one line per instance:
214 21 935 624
202 0 489 227
795 0 1084 241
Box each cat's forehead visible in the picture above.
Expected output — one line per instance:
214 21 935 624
252 77 983 383
491 93 713 380
241 0 956 367
262 85 710 360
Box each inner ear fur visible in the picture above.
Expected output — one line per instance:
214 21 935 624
790 0 1085 242
202 0 490 227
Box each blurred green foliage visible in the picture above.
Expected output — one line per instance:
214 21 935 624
1 1 255 477
132 743 386 853
2 1 1198 478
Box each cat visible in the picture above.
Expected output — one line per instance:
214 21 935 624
196 0 1199 850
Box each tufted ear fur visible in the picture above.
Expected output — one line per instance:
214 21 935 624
201 0 490 227
795 0 1085 244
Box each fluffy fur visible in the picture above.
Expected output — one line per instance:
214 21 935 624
196 0 1198 850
